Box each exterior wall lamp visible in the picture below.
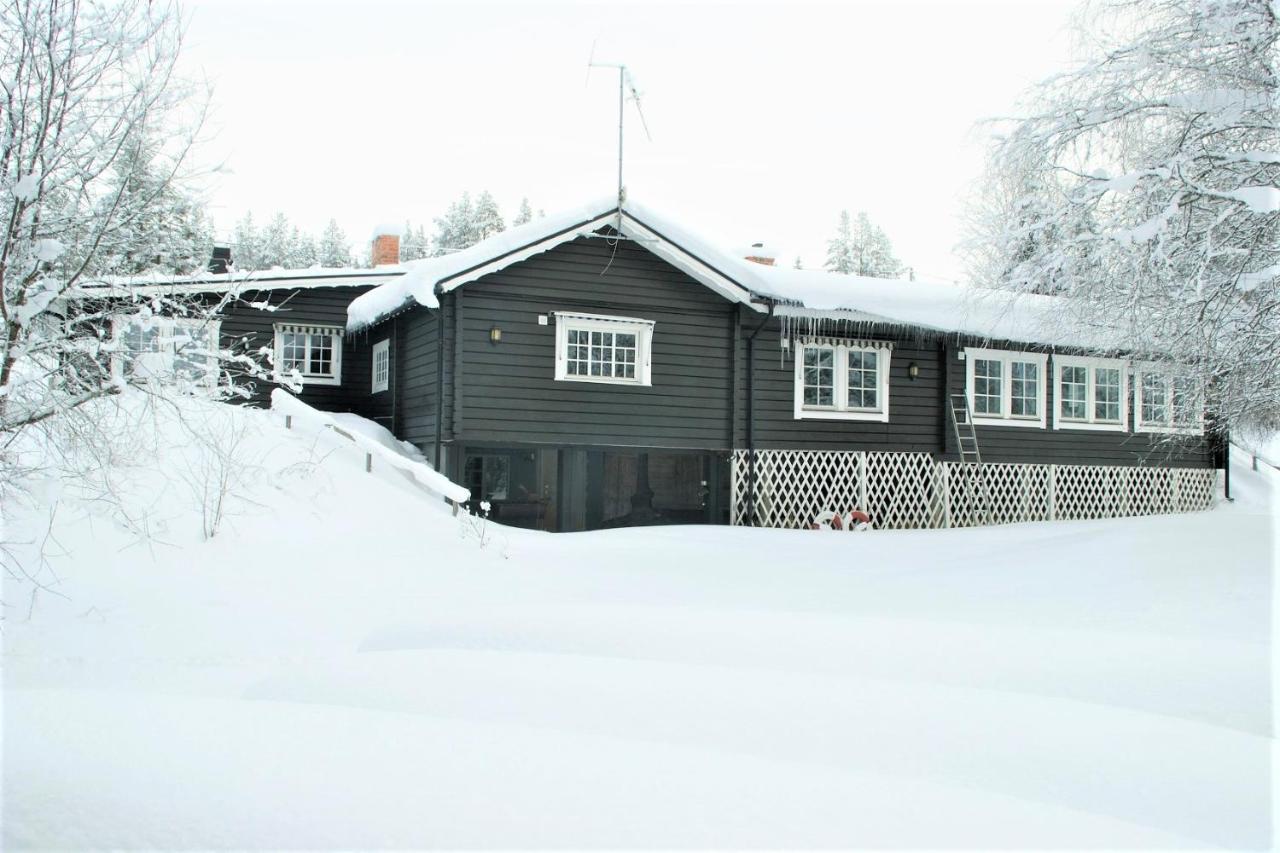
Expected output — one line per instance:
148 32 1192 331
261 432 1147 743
489 326 502 345
908 362 920 380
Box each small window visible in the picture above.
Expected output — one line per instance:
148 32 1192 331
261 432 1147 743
371 339 390 393
274 323 343 386
794 339 892 422
111 315 220 388
964 348 1047 428
1052 356 1128 431
1135 366 1203 434
554 312 654 386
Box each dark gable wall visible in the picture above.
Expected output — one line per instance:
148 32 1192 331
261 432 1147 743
451 235 737 450
217 284 377 413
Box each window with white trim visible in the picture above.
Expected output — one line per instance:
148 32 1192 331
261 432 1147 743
111 315 220 388
964 347 1047 428
371 339 390 393
554 312 654 386
274 323 343 386
794 338 892 422
1134 366 1203 434
1052 356 1128 431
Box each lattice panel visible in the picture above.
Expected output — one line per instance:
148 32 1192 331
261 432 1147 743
864 452 945 529
730 450 865 529
733 450 1217 530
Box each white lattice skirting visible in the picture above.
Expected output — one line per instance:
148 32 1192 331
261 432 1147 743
730 450 1217 529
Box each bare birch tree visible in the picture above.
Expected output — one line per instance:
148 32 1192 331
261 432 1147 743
967 0 1278 430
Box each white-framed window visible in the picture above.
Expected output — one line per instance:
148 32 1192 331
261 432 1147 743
111 315 220 388
553 312 654 386
274 323 343 386
1134 365 1204 434
1052 356 1129 432
793 338 892 422
371 339 390 393
964 347 1047 428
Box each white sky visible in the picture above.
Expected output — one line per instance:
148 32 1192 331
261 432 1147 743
183 0 1080 281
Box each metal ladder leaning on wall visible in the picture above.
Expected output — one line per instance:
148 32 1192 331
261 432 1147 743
948 393 994 526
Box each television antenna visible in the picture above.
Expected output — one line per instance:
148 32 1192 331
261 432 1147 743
587 43 652 215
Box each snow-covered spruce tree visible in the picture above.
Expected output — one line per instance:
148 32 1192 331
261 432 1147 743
431 192 474 256
231 212 264 271
399 221 429 262
0 0 272 494
826 210 907 277
472 191 505 241
971 0 1278 431
825 210 856 273
513 197 534 227
317 218 352 267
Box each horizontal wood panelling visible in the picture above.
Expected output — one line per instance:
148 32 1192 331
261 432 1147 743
454 236 736 450
217 285 376 412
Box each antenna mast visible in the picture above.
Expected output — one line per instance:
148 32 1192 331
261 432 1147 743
588 49 652 214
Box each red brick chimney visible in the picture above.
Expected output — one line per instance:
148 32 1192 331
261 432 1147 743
371 223 402 266
743 242 777 266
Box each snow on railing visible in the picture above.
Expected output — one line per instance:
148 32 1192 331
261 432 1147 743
270 390 470 504
730 449 1217 530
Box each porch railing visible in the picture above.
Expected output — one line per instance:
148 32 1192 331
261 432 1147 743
729 450 1217 529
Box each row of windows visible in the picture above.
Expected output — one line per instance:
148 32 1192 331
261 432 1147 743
962 348 1202 434
110 317 1203 437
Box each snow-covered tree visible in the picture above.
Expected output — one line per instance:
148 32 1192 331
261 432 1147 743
826 210 906 277
1 0 271 483
400 221 430 262
317 219 352 267
231 213 264 271
259 213 295 269
94 134 213 275
473 191 505 241
431 193 475 256
290 228 317 269
970 0 1279 430
513 197 534 227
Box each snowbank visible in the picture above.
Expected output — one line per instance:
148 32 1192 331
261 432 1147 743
2 394 1273 848
270 389 469 503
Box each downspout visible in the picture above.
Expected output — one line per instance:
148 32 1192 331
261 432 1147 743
433 290 445 472
745 299 775 526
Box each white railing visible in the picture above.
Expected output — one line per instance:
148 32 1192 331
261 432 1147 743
730 449 1217 529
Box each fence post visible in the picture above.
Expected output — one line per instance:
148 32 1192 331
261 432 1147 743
857 452 868 513
366 452 373 473
285 414 292 430
940 462 951 529
1047 464 1057 521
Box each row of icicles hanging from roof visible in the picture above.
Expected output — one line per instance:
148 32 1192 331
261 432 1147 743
777 314 893 367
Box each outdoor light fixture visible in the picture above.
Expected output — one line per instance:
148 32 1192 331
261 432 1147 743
489 326 502 344
908 362 920 380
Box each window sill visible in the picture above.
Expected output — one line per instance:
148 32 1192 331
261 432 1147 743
556 375 650 388
795 408 889 423
1137 424 1204 436
277 373 341 387
972 416 1046 429
1053 420 1128 432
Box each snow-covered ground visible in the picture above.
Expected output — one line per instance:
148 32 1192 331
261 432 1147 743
3 394 1274 849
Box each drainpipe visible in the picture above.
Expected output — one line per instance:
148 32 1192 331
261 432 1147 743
745 299 775 526
433 291 445 472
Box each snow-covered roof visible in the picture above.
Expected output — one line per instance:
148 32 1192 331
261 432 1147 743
77 266 404 298
345 198 1109 350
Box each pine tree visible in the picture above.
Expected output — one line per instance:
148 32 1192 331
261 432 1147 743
851 212 906 278
317 219 351 267
400 221 430 262
825 210 856 274
290 227 317 268
431 192 474 256
513 197 534 227
473 191 505 241
231 212 264 271
259 212 295 269
793 256 803 270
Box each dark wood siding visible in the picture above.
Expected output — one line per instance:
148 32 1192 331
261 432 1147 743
393 306 440 449
940 342 1214 468
217 285 375 412
452 236 736 450
738 317 945 453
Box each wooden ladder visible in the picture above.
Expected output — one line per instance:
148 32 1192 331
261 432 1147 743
948 393 994 526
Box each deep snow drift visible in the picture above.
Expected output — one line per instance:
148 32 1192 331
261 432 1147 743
2 394 1273 849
